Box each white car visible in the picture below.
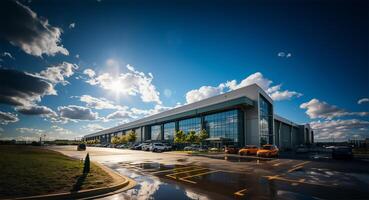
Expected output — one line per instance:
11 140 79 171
150 143 166 152
141 143 151 151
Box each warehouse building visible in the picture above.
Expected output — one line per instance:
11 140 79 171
83 84 313 150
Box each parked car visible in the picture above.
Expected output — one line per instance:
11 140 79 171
184 144 201 151
130 143 143 150
331 146 353 159
163 143 172 151
77 143 86 151
150 143 166 152
141 143 151 151
225 145 239 154
257 145 279 157
238 145 258 155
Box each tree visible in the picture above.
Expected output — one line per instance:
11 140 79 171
174 130 186 144
111 136 120 144
126 130 137 143
83 153 90 174
119 135 127 144
197 129 209 145
186 131 198 144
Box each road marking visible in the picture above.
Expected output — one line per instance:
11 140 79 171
292 161 310 168
234 188 248 196
150 166 197 174
181 170 220 179
287 165 303 173
166 168 207 179
272 160 292 166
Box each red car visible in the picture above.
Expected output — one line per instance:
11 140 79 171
225 145 239 154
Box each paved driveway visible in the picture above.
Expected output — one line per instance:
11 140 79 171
49 146 369 200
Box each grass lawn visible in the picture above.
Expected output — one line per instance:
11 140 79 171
0 145 114 198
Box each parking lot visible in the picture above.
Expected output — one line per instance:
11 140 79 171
50 146 369 200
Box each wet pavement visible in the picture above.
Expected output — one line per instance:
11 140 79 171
49 146 369 200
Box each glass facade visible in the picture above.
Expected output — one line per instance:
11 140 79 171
178 117 201 133
134 128 142 142
204 110 240 144
150 125 161 140
259 95 273 145
164 122 175 141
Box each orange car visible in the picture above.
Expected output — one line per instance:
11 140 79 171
238 145 259 156
257 145 279 157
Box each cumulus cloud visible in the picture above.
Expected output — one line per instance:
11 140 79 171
15 105 57 118
84 64 162 104
185 72 302 103
37 62 78 85
300 98 369 119
58 105 99 121
1 52 14 59
277 52 292 58
69 23 75 29
78 95 124 110
105 110 131 120
0 0 68 57
83 68 96 78
310 119 369 141
16 127 45 135
81 123 105 132
0 68 56 106
186 85 225 104
358 98 369 104
0 111 19 125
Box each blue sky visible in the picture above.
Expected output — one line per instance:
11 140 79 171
0 0 368 142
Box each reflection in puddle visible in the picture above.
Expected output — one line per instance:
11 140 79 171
101 162 211 200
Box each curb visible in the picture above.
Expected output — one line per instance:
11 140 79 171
12 162 136 200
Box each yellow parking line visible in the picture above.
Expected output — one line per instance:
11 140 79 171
166 168 207 178
272 160 292 167
234 188 248 196
181 170 220 179
150 166 197 174
292 161 310 168
287 165 303 173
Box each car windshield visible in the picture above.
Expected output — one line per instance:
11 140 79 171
155 144 163 146
262 146 272 150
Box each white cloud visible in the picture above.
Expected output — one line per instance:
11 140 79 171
0 111 19 125
310 119 369 141
185 72 302 103
16 127 45 135
69 23 76 29
186 85 225 104
84 64 162 104
358 98 369 104
2 52 14 59
105 110 131 120
78 95 124 110
58 105 99 121
83 68 96 78
277 52 292 58
0 1 69 57
81 124 105 132
37 62 78 85
300 98 369 119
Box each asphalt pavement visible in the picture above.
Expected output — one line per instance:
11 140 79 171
49 146 369 200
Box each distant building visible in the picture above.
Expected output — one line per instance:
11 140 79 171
83 84 313 150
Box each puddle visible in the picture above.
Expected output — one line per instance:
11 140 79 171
100 162 213 200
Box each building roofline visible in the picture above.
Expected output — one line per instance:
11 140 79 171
84 84 264 138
